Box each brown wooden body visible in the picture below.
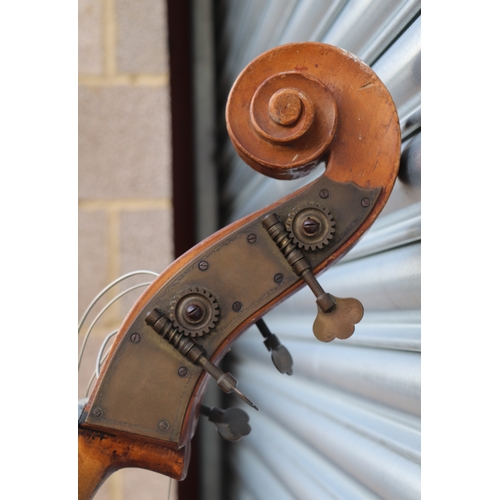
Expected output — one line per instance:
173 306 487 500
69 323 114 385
79 42 400 499
78 425 187 499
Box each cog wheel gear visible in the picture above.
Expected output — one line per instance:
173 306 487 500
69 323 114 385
169 287 220 337
286 202 336 251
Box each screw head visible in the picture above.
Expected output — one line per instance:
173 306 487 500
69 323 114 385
198 260 209 271
92 406 103 418
274 273 284 284
184 302 204 323
361 198 370 207
302 217 320 236
247 233 257 244
178 366 189 377
319 189 329 199
130 333 141 343
232 301 243 312
158 420 170 431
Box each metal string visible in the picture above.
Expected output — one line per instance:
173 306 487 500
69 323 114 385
96 329 119 377
84 329 117 397
78 270 159 333
78 282 152 369
167 478 173 500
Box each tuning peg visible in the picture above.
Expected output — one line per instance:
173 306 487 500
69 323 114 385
312 294 364 342
197 358 259 411
255 319 293 375
200 405 251 442
300 272 364 343
145 308 259 410
262 213 364 342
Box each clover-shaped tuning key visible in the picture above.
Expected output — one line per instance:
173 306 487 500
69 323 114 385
200 405 251 442
312 294 364 343
262 213 364 342
301 272 364 343
256 319 293 375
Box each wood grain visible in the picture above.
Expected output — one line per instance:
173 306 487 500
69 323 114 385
80 42 401 496
78 425 187 499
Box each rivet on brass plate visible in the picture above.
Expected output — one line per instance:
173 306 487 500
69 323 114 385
361 197 370 207
319 189 329 199
158 420 170 431
178 366 189 378
247 233 257 244
92 406 103 418
130 333 141 344
89 176 382 441
232 302 243 312
274 273 284 284
198 260 209 271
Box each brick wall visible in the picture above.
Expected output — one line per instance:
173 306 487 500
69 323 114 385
79 1 177 498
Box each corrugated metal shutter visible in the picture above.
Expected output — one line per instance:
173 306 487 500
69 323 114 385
214 2 421 498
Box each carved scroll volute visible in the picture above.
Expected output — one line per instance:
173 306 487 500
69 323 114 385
79 43 402 500
226 42 401 211
227 68 339 179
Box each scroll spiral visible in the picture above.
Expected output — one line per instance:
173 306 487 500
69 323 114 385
226 43 401 190
227 67 338 180
80 44 402 499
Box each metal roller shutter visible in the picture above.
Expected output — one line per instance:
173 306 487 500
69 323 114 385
213 2 421 499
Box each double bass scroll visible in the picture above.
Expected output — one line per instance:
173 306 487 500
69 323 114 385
78 42 401 499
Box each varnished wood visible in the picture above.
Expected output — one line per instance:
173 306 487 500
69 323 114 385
226 42 400 269
80 42 401 498
78 425 187 499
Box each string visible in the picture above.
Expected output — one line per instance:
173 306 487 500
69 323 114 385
167 478 173 500
78 282 151 369
96 329 119 377
78 270 159 333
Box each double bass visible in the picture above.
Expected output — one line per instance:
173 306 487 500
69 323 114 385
78 42 401 499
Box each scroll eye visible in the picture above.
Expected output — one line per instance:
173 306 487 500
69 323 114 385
227 70 338 180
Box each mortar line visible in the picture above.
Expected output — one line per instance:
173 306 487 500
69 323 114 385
79 73 170 87
103 0 117 76
79 199 172 211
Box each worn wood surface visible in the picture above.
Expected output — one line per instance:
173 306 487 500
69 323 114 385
226 42 400 263
78 425 187 499
79 42 400 498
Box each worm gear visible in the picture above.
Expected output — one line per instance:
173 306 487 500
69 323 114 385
169 287 220 337
286 202 336 251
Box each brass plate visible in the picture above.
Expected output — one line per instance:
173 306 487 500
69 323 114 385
85 176 380 445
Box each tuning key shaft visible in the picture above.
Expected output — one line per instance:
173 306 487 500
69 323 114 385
200 404 251 442
262 213 363 342
145 308 258 410
256 318 293 375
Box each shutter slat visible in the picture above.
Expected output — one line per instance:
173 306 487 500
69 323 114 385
273 243 421 314
240 410 383 500
221 16 421 218
263 310 421 352
236 339 420 416
232 366 420 499
237 362 421 462
213 4 421 499
373 16 421 138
